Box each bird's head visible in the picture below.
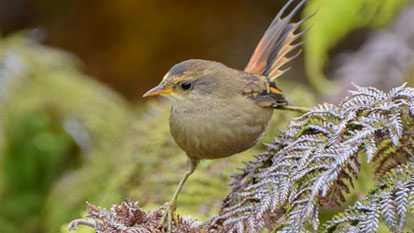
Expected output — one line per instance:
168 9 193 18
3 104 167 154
143 59 236 101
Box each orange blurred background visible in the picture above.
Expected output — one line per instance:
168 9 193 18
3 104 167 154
0 0 299 100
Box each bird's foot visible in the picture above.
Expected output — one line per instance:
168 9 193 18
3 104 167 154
158 201 179 232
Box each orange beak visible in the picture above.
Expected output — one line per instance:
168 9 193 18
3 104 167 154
143 83 174 97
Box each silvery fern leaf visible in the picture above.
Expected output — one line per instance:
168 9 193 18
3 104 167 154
69 84 414 233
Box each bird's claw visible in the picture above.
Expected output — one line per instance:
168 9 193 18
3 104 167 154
158 201 179 232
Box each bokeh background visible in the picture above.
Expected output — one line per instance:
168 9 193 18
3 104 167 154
0 0 413 232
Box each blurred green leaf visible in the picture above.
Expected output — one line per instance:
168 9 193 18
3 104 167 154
303 0 407 93
0 33 134 233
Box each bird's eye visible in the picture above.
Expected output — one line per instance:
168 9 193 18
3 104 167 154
180 81 192 90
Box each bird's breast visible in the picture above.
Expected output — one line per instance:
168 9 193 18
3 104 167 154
169 98 272 160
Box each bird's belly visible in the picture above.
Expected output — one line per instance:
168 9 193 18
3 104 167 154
170 105 272 160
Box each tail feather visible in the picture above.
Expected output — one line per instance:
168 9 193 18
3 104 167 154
244 0 313 81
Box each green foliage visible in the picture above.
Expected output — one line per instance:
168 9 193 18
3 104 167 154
0 33 134 233
303 0 407 93
0 112 76 232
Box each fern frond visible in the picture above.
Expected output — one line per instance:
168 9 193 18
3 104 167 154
324 162 414 233
211 84 414 232
69 84 414 233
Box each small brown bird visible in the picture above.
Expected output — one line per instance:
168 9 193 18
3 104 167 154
143 0 311 231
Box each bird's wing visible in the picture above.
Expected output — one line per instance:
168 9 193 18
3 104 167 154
241 74 287 108
244 0 313 81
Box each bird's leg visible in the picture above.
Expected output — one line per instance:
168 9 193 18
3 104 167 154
278 105 310 114
158 158 198 232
